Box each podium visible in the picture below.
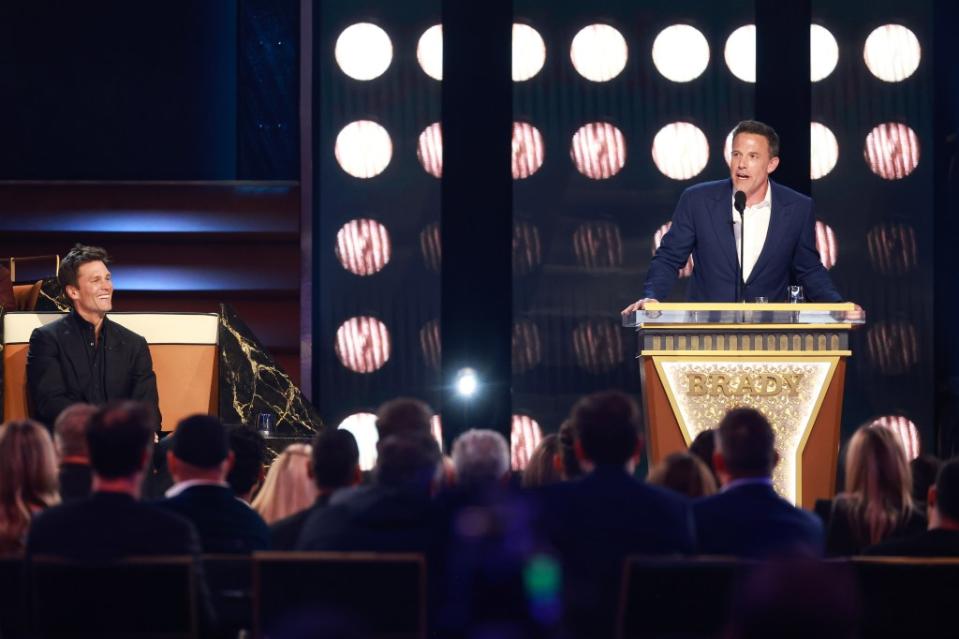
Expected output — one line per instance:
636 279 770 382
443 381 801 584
624 303 865 509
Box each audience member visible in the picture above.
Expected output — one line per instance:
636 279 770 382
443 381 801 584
825 424 925 555
648 451 717 499
866 457 959 556
158 415 270 553
910 454 941 515
689 428 720 485
271 430 361 550
26 401 201 559
557 418 583 480
451 429 510 487
296 433 441 552
537 390 694 638
53 403 97 502
375 397 434 440
522 434 562 487
694 407 823 557
0 419 59 554
227 425 267 502
253 443 318 524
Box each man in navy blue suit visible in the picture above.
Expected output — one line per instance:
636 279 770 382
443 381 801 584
694 407 823 557
624 120 847 311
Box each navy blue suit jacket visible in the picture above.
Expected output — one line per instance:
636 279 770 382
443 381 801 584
157 484 270 554
693 482 824 558
644 179 842 302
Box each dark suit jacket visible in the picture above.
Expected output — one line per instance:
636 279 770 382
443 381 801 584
270 494 331 551
864 529 959 557
644 179 842 302
824 496 927 556
58 462 92 503
26 313 161 428
157 484 270 554
693 481 824 557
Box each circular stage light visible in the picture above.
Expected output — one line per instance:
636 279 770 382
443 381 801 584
864 24 921 83
815 220 838 270
653 24 710 82
335 218 391 276
653 222 694 278
455 368 479 398
870 415 921 461
337 412 379 471
724 24 755 83
513 23 547 81
417 24 443 80
512 320 543 374
335 316 391 373
512 122 545 179
810 122 839 180
572 319 624 373
335 23 392 81
570 122 627 180
652 122 709 180
866 222 918 275
511 414 543 471
513 220 542 275
417 122 443 178
810 24 839 82
335 120 392 179
573 221 624 269
570 23 628 82
864 122 920 180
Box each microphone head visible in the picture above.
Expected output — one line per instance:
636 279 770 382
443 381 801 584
734 190 747 213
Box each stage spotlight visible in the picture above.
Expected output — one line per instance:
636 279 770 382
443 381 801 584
335 218 391 276
420 222 442 271
512 122 545 179
653 222 694 278
511 414 543 471
513 23 547 81
870 415 921 460
653 24 709 82
417 24 443 80
810 122 839 180
335 23 392 81
512 319 543 374
867 320 919 375
810 24 839 82
724 24 755 83
572 319 624 373
864 122 920 180
652 122 709 180
335 120 392 178
513 220 542 275
335 316 391 373
866 222 918 275
417 122 443 178
419 319 441 370
337 412 379 471
570 23 628 82
570 122 627 179
573 220 624 269
815 220 838 270
864 24 921 83
455 368 479 398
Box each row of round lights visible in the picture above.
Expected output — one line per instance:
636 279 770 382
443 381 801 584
335 119 920 182
335 22 920 84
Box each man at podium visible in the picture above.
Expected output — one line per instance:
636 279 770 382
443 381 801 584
623 120 843 313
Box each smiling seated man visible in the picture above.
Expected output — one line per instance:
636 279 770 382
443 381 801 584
26 244 160 430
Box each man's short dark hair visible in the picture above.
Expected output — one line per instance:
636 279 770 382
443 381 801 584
935 457 959 522
717 407 776 476
227 426 267 495
312 429 360 490
910 454 941 504
570 390 642 466
375 434 441 487
59 244 110 290
87 401 155 479
732 120 780 158
375 398 433 440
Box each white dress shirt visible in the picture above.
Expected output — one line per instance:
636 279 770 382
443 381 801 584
731 182 772 281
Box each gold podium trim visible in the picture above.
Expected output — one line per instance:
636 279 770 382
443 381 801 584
651 355 840 505
638 323 854 331
640 350 852 357
643 302 857 312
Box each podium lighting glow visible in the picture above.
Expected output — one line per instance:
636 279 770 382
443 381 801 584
338 412 379 471
864 123 920 180
574 221 624 269
513 221 542 275
511 414 543 471
570 122 627 180
335 316 391 373
417 122 443 178
652 122 709 181
512 320 543 374
810 25 839 82
335 23 392 81
871 415 921 461
513 24 547 81
455 368 479 398
417 24 443 80
512 122 545 179
864 24 921 83
335 219 391 276
335 120 393 179
654 222 694 278
810 122 839 180
570 24 628 82
653 24 710 83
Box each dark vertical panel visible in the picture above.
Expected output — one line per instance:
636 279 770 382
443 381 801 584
441 0 513 438
300 0 314 397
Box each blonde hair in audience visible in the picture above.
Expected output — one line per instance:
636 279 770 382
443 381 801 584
0 420 60 554
252 444 318 524
522 434 562 488
648 452 718 498
842 424 914 545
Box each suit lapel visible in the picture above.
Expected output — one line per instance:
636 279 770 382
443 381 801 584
707 180 739 273
58 318 91 399
104 317 127 399
745 181 791 286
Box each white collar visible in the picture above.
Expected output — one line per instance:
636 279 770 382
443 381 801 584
721 476 774 493
733 181 773 211
164 479 229 498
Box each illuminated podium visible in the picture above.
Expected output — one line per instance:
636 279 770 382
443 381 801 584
624 303 865 509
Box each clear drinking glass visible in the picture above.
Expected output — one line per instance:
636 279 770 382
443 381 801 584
787 286 805 304
256 412 275 437
753 296 768 304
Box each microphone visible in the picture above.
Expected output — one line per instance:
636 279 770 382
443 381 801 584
733 190 747 302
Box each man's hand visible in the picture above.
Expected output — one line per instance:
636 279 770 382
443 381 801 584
622 298 658 314
848 302 865 322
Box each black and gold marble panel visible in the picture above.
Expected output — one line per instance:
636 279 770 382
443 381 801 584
34 277 70 312
218 303 323 436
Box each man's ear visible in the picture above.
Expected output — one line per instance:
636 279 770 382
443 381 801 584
352 464 362 486
767 156 780 174
221 451 236 478
928 485 938 510
573 439 587 463
552 453 564 474
65 284 80 301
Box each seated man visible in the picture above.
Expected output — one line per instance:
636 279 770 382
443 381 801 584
26 244 160 429
226 425 267 503
158 415 270 553
866 457 959 556
270 429 361 550
26 401 201 559
694 407 823 557
53 403 97 502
